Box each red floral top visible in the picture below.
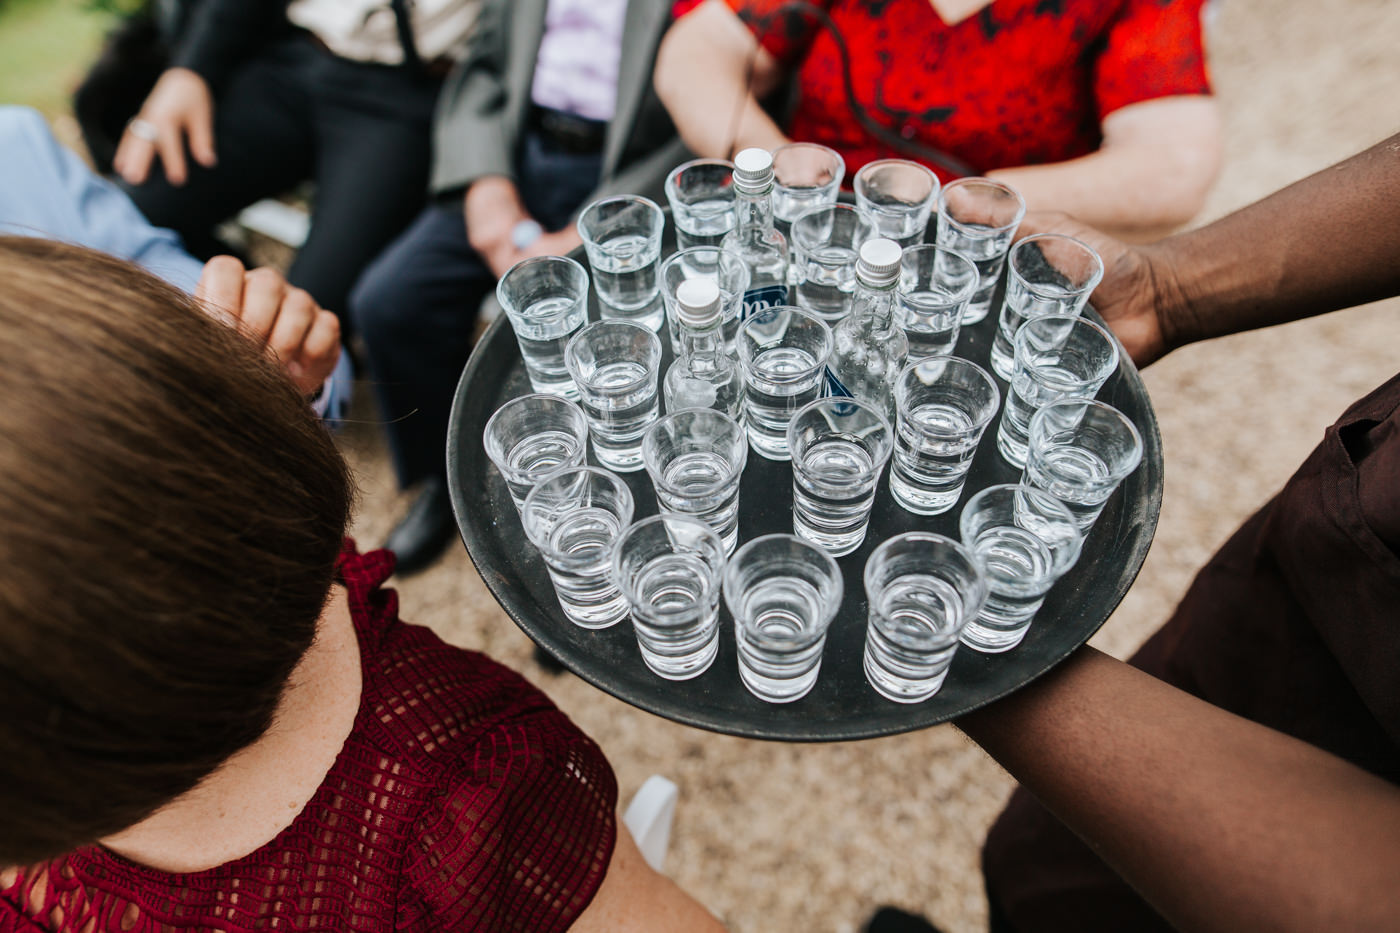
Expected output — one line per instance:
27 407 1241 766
0 544 617 932
675 0 1212 182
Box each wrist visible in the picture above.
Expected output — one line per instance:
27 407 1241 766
1141 239 1202 357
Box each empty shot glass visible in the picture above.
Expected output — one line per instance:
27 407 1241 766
496 255 589 399
736 307 835 460
723 534 844 703
898 244 978 360
578 194 665 328
482 394 589 511
642 408 748 555
988 233 1105 380
521 466 635 629
659 246 749 355
787 397 893 556
612 514 727 680
958 484 1082 653
565 320 662 472
665 158 736 249
996 315 1119 468
791 204 876 323
889 356 1000 515
854 159 939 248
934 177 1026 325
771 142 846 230
1023 397 1144 534
862 532 986 703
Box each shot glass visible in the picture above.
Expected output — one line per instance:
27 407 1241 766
786 397 893 556
664 158 736 249
521 466 635 629
996 315 1119 468
482 393 589 511
958 484 1082 653
771 142 846 230
578 195 665 328
1023 397 1144 534
854 159 939 248
791 204 876 323
565 320 662 472
736 307 834 460
496 255 589 399
723 534 844 704
889 356 1000 515
611 514 726 680
934 177 1026 325
988 234 1105 380
862 532 986 703
642 408 748 555
659 246 749 355
898 245 978 360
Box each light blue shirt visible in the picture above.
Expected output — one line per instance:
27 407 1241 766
0 106 349 419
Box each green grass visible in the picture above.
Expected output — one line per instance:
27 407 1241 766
0 0 117 117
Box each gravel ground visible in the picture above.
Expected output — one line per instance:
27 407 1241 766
339 2 1400 928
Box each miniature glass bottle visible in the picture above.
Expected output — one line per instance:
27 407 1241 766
663 277 744 420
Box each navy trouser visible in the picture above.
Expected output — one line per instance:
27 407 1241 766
349 131 601 488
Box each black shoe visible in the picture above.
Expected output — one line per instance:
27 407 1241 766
384 477 456 576
863 907 944 933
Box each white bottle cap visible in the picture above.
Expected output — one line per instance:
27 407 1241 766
675 277 723 328
732 147 775 193
857 238 903 287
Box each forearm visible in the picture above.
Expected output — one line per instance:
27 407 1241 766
986 98 1221 242
653 2 789 159
1147 132 1400 350
986 144 1210 243
959 647 1400 933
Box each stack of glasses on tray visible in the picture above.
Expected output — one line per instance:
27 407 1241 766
483 147 1144 706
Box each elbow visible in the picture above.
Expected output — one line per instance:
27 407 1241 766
1150 103 1226 231
1157 128 1224 230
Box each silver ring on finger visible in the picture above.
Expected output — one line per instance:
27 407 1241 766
127 118 160 143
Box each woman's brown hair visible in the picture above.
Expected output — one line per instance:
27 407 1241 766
0 238 353 865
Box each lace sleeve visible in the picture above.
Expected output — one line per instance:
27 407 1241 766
396 712 618 932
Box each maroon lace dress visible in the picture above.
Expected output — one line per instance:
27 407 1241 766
0 544 617 932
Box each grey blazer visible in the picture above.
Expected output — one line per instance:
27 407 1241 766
429 0 690 208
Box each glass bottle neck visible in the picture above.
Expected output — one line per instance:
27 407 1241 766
678 323 725 371
734 186 776 236
852 278 898 330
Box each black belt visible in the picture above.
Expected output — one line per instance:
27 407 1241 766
529 105 607 155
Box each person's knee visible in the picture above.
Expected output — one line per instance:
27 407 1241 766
347 252 407 346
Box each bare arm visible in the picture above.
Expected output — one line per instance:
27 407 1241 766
1017 130 1400 366
958 647 1400 933
571 814 727 932
653 0 789 159
987 96 1223 241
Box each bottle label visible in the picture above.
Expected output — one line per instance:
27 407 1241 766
823 366 854 399
740 284 789 321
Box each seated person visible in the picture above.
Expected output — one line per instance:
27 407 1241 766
349 0 690 574
655 0 1223 239
0 238 726 933
0 104 347 416
111 0 482 319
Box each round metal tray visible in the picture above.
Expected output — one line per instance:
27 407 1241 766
447 239 1161 742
